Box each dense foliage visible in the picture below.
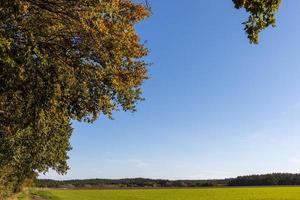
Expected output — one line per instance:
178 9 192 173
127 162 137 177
233 0 281 43
0 0 149 198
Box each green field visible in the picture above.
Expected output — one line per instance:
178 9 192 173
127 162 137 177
36 187 300 200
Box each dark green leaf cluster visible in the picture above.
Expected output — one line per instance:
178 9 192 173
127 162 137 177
233 0 281 43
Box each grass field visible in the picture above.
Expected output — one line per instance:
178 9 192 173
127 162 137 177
36 187 300 200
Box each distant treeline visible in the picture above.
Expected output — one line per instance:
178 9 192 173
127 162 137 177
36 173 300 189
228 173 300 186
35 178 228 188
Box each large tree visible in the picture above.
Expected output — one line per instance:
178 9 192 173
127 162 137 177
0 0 149 197
233 0 281 43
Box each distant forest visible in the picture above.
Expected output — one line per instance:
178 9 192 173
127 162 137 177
36 173 300 189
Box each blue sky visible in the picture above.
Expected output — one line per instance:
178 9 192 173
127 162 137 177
41 0 300 180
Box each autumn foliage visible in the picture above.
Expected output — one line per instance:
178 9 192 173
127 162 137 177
0 0 149 198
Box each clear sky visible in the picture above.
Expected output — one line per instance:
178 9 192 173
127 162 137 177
41 0 300 180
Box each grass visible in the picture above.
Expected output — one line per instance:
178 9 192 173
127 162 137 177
37 187 300 200
30 189 60 200
16 193 28 200
15 189 31 200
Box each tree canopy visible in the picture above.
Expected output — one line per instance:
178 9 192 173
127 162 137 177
233 0 281 43
0 0 149 197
